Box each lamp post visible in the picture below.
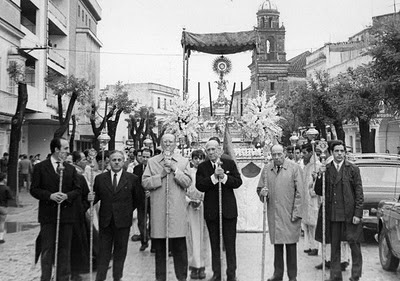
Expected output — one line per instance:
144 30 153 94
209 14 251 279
98 129 110 171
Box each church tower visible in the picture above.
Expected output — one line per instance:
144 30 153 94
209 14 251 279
249 0 290 97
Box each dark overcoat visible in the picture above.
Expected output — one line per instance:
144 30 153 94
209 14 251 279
314 160 364 243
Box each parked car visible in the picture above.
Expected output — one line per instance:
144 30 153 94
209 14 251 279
376 198 400 271
347 153 400 233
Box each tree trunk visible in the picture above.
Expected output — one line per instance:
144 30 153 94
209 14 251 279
106 109 123 151
53 92 78 138
333 119 345 142
8 83 28 206
359 118 373 153
69 115 76 152
369 128 376 153
315 120 327 140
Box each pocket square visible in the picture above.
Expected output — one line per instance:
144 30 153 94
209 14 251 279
226 170 230 174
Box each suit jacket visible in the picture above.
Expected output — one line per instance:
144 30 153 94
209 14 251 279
30 159 81 224
196 158 242 220
93 170 138 229
314 160 364 243
133 164 146 206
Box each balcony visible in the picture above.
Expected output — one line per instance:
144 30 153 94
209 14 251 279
0 90 17 116
82 0 102 21
48 0 67 35
26 85 46 112
48 48 66 69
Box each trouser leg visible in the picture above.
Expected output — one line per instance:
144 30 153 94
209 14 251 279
223 218 237 280
171 237 188 280
330 222 343 281
153 238 167 281
95 225 113 281
206 219 221 277
286 243 297 280
273 244 284 278
112 227 130 280
349 242 362 280
137 202 146 245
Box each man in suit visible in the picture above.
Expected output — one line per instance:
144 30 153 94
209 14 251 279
314 141 364 281
133 148 152 251
30 137 81 281
196 140 242 281
89 150 139 281
142 133 192 281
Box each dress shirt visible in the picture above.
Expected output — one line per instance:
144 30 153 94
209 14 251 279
50 156 61 173
210 160 228 185
334 160 344 171
111 169 123 187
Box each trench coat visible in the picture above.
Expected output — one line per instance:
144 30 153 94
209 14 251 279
142 152 192 238
314 160 364 243
257 159 303 244
302 155 321 226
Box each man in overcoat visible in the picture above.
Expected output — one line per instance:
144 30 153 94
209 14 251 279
257 144 303 281
30 137 81 281
142 134 192 281
196 140 242 281
89 150 139 281
314 141 364 281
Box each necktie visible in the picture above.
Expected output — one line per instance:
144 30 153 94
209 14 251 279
336 163 340 171
113 173 118 192
56 161 60 175
277 166 281 174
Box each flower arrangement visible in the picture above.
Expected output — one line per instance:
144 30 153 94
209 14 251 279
241 91 283 146
163 97 200 142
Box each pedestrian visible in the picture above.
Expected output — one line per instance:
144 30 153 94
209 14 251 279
142 133 192 281
196 140 242 281
294 145 302 165
124 147 137 172
88 150 139 281
132 148 153 251
286 145 294 160
30 137 81 281
257 144 303 281
0 172 13 243
314 140 364 281
0 152 9 175
300 143 321 256
19 154 33 190
186 149 210 280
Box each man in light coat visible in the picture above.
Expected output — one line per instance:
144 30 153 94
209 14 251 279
142 134 192 281
257 144 303 281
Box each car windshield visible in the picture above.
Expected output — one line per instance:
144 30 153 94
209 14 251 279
359 166 400 192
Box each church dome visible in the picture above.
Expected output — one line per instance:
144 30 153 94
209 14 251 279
259 0 278 11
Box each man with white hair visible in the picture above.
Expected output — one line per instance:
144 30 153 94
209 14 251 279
196 140 242 281
142 133 192 281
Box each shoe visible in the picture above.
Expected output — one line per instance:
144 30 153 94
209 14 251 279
198 267 206 279
308 249 318 256
304 248 312 253
341 262 349 271
130 234 141 242
191 268 200 279
267 276 283 281
0 239 4 244
315 260 331 270
140 243 148 251
208 274 221 281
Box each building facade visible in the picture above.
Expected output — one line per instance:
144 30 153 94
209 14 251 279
0 0 102 158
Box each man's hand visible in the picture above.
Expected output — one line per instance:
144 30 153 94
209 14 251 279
352 216 361 225
87 192 95 202
319 164 326 173
161 168 168 178
260 187 269 198
291 215 301 222
50 192 68 204
145 191 150 198
190 200 201 209
214 166 225 180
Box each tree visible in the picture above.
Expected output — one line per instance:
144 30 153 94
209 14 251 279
46 74 94 138
331 66 382 152
369 17 400 112
126 106 159 149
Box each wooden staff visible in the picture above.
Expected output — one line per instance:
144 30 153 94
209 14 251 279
88 148 97 281
216 156 223 280
164 150 172 281
316 139 328 281
261 159 269 281
53 160 64 281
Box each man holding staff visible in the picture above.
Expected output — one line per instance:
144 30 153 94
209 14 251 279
196 140 242 281
142 134 192 281
30 137 81 281
257 144 303 281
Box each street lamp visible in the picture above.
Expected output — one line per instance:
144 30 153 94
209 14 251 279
306 123 319 171
98 129 110 171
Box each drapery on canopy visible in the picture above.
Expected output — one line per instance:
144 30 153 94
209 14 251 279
181 30 257 55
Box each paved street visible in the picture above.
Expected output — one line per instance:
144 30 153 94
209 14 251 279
0 192 399 281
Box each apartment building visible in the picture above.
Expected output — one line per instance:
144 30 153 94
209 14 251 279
0 0 102 157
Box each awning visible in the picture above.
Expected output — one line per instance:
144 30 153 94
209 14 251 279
181 30 257 55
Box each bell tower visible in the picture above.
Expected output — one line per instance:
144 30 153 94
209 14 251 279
249 0 289 97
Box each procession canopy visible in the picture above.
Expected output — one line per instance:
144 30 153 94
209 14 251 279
181 30 257 55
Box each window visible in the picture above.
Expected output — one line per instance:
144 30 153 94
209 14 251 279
164 98 167 109
170 99 172 105
89 19 91 29
78 6 80 17
270 82 275 91
85 15 88 25
157 97 161 109
82 11 84 22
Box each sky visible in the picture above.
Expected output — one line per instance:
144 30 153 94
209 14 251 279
96 0 396 104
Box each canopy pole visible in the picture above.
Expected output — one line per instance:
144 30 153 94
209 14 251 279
198 82 201 116
240 82 243 116
182 29 186 99
208 82 213 117
185 53 189 100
